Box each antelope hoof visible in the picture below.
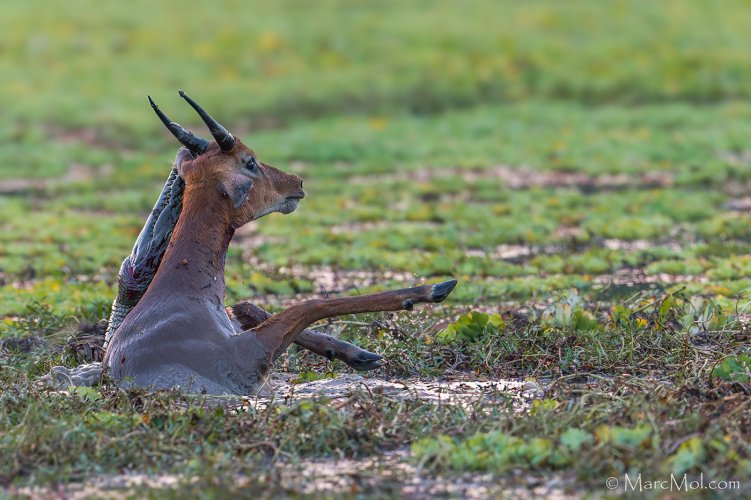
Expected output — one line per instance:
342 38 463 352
429 279 458 303
345 351 385 371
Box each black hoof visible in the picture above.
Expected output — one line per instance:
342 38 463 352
429 279 458 303
352 358 386 371
345 351 385 371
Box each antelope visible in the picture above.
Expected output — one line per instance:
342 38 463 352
59 92 458 396
103 139 387 374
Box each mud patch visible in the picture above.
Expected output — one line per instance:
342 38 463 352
288 266 417 294
466 243 562 263
591 269 707 301
351 165 674 191
12 473 197 500
277 451 570 498
233 224 286 247
724 196 751 213
11 454 572 499
247 373 544 414
44 124 127 150
327 220 442 235
0 163 114 194
466 238 686 264
593 269 707 287
281 373 524 403
718 180 751 197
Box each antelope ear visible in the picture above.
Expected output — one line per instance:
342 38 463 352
174 147 195 179
219 174 253 208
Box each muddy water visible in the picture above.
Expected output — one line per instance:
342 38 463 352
239 373 545 414
282 373 524 401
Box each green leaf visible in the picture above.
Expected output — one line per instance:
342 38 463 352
72 385 101 402
436 311 503 344
659 294 677 323
712 355 751 382
526 438 553 465
530 399 557 416
667 437 705 475
596 424 652 449
560 428 593 452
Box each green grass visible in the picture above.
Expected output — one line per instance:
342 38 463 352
2 0 751 496
4 0 751 130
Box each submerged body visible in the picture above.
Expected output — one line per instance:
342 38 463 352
105 295 270 395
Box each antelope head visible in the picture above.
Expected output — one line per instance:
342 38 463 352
149 91 305 228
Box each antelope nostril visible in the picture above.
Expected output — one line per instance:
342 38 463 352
299 179 304 189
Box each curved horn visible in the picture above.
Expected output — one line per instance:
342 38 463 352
148 96 209 156
178 90 235 152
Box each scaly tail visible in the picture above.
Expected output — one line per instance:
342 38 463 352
104 166 185 347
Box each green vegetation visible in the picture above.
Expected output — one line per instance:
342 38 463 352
1 0 750 496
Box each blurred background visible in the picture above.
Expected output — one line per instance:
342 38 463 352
2 0 751 317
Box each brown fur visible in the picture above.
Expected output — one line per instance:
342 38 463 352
104 139 455 395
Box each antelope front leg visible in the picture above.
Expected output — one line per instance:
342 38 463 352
228 302 384 371
251 280 457 358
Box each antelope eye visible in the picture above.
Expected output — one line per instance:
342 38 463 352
245 157 258 171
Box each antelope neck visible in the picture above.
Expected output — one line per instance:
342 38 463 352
148 185 236 301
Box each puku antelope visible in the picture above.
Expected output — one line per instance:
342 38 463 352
67 92 457 396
